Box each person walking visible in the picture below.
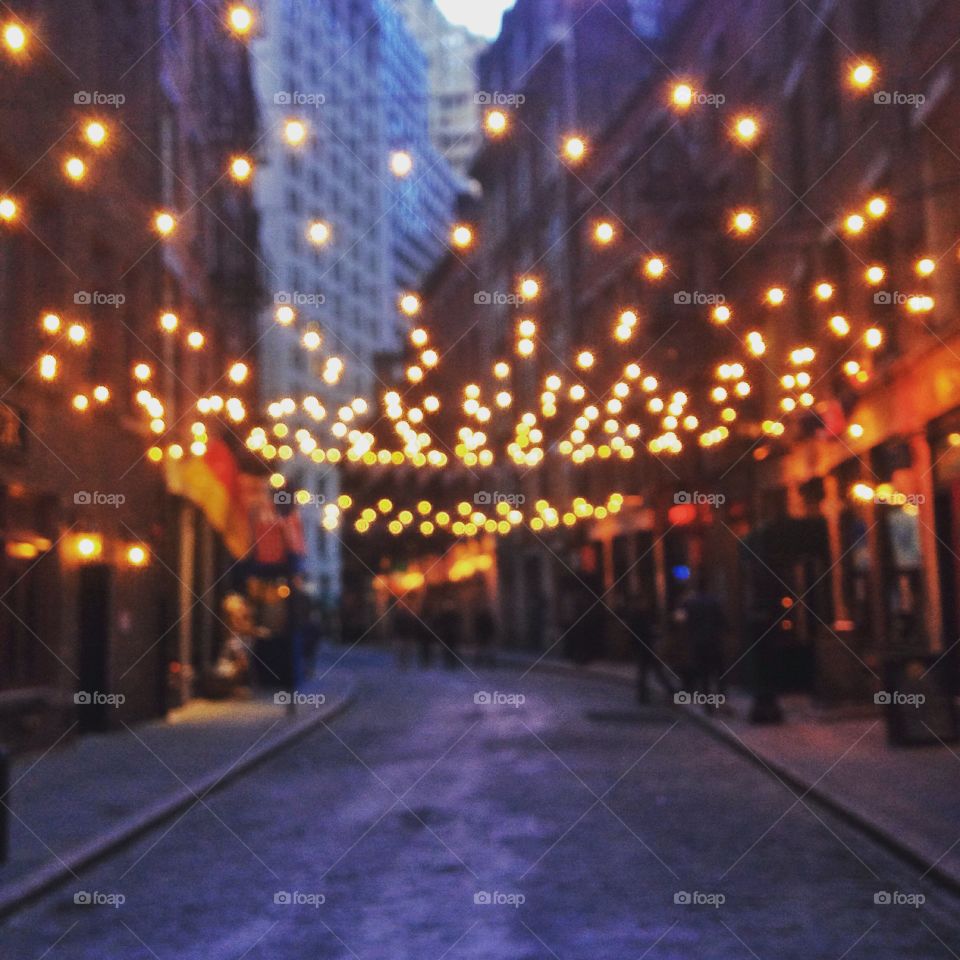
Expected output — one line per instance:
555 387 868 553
626 598 676 704
682 578 728 708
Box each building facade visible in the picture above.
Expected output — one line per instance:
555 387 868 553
0 0 261 748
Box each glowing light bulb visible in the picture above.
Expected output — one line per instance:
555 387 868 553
133 363 152 381
485 110 508 136
672 83 694 109
155 211 176 235
160 312 179 332
850 62 875 89
451 224 473 249
815 283 834 301
829 315 850 337
766 287 785 306
284 119 307 145
275 305 295 325
84 121 107 147
577 351 594 369
844 213 866 234
399 293 421 316
519 278 540 299
594 221 615 244
64 157 86 181
563 136 586 162
307 220 331 245
228 5 254 34
731 210 755 234
3 23 26 53
230 156 253 181
41 313 61 334
712 305 731 324
229 362 249 384
733 116 759 143
93 385 110 403
866 196 888 218
39 355 57 380
916 257 936 277
644 257 665 279
390 150 413 177
72 394 89 412
187 331 205 349
865 265 885 285
865 327 883 349
68 323 87 345
0 197 16 221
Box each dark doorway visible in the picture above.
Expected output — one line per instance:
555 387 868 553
77 564 111 733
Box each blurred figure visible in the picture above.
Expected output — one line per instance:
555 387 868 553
434 598 463 669
626 598 676 704
473 606 497 667
682 578 728 707
393 602 420 670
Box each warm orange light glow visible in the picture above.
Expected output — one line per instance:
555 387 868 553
155 211 176 235
187 331 205 349
399 293 421 316
230 156 253 181
0 197 18 221
451 224 473 249
227 5 254 35
284 119 307 146
644 257 665 279
733 116 759 143
64 157 86 181
84 121 108 147
672 83 694 109
390 150 413 177
485 110 508 136
307 220 331 245
563 136 586 162
850 61 876 89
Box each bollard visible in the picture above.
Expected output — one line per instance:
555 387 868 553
0 745 9 864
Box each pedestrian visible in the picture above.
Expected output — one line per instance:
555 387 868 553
682 577 728 708
626 598 676 704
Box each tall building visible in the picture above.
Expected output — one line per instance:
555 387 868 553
390 0 488 180
251 0 459 604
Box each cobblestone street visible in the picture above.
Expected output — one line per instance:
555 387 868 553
3 652 958 959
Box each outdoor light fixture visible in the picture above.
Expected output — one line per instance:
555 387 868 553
230 156 253 181
154 211 176 235
451 224 473 248
390 150 413 177
3 23 26 53
484 109 508 136
850 61 876 89
399 293 421 316
307 220 331 245
563 136 586 162
284 119 307 145
64 157 86 181
84 121 107 146
227 5 254 35
732 116 759 143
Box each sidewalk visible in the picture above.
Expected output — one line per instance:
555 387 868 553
507 653 960 892
0 668 355 918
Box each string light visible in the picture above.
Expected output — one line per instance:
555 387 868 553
390 150 413 177
230 156 253 181
307 220 331 245
451 224 473 249
154 211 176 236
160 311 179 332
850 61 876 89
484 110 508 136
227 5 254 35
84 121 108 147
732 116 759 143
284 120 307 146
0 197 17 221
672 83 694 109
563 136 587 162
64 157 86 181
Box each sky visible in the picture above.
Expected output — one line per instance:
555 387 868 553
435 0 517 38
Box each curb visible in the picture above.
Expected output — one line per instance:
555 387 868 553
0 684 356 921
507 655 960 897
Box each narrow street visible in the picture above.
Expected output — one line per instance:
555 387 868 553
2 651 957 959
